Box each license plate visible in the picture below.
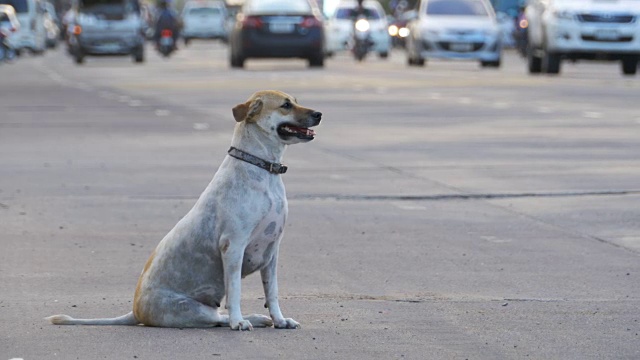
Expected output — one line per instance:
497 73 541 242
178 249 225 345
450 42 473 52
594 29 619 40
160 37 173 46
269 22 294 33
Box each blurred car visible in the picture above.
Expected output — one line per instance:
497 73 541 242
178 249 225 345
67 0 145 64
526 0 640 75
406 0 502 67
0 4 20 60
228 0 324 68
324 0 390 58
42 1 59 48
181 0 228 44
387 10 415 48
0 0 47 54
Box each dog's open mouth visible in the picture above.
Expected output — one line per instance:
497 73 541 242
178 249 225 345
277 123 316 140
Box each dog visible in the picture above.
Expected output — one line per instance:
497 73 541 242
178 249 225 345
46 90 322 331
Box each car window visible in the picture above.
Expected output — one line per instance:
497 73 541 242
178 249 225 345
188 7 221 16
246 0 311 14
334 7 381 20
425 0 489 16
80 0 140 16
0 0 28 13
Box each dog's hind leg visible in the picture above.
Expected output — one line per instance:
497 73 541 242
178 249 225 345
136 294 272 328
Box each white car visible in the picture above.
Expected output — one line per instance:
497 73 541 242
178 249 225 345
526 0 640 75
181 0 227 44
0 0 47 54
324 0 391 58
406 0 502 67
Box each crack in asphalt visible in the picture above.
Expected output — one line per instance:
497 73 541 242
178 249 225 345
280 294 639 304
289 190 640 201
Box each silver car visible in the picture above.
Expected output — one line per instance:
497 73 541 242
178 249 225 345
67 0 145 64
406 0 502 67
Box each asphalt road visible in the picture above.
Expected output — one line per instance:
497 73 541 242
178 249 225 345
1 42 639 360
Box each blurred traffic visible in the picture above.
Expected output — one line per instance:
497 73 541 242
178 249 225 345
0 0 639 76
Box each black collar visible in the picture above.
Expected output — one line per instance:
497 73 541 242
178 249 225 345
227 147 288 175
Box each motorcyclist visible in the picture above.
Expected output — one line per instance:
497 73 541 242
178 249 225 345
154 0 180 50
350 0 366 20
513 5 528 57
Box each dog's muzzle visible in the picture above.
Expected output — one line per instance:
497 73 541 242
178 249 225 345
277 112 322 141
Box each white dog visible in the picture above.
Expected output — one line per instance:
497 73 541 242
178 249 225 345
47 90 322 331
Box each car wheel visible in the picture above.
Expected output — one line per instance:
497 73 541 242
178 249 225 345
308 53 324 68
379 51 388 59
480 59 500 68
621 55 638 76
527 46 542 74
132 46 144 63
407 55 425 67
543 51 561 74
230 50 244 68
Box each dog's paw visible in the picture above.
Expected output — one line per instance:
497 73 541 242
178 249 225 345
274 318 301 329
230 319 253 331
245 314 274 328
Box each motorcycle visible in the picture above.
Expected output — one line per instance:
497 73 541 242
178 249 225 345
352 16 373 62
157 29 175 57
0 26 16 63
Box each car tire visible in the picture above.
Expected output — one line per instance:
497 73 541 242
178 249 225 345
133 46 144 63
543 51 561 74
621 55 638 76
230 50 244 68
527 46 542 74
408 56 425 67
480 59 500 68
308 53 324 68
379 51 388 59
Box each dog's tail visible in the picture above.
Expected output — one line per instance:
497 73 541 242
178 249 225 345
46 311 139 326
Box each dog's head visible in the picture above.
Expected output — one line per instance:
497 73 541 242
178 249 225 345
232 90 322 145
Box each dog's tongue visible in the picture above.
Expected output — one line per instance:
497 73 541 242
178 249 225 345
288 125 315 137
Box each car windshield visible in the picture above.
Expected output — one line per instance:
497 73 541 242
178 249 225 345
188 7 221 16
334 7 381 20
246 0 311 14
425 0 488 16
0 0 27 13
80 0 140 17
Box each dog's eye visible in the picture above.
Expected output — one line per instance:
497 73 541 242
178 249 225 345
281 102 292 110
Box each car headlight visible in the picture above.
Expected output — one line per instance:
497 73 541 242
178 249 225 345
355 19 370 32
554 10 575 20
388 24 398 36
398 27 410 38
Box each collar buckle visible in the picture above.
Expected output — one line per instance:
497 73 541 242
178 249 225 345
269 163 288 174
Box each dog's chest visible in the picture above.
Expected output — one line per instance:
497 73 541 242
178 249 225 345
241 188 287 276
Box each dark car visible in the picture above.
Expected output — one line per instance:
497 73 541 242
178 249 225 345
229 0 324 68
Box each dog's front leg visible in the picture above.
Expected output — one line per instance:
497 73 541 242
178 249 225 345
261 254 300 329
220 238 252 331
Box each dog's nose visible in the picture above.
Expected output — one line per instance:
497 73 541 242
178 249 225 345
311 111 322 123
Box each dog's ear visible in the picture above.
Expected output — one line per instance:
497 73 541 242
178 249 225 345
232 98 263 122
